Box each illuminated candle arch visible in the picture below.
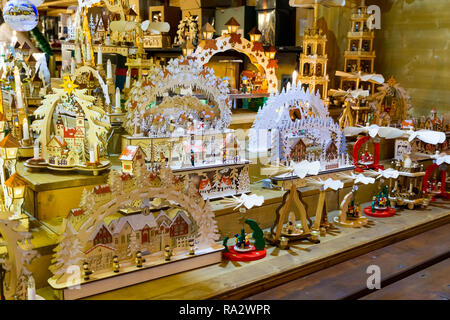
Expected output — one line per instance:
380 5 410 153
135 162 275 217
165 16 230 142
191 34 279 93
124 57 232 134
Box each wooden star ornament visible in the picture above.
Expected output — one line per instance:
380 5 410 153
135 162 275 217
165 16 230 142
60 76 78 95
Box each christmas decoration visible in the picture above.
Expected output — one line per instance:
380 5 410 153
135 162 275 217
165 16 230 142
2 0 38 32
47 155 223 299
250 81 351 173
25 75 111 174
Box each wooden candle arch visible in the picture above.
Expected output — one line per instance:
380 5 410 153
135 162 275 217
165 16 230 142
33 89 109 160
191 34 279 93
76 186 219 251
48 165 221 289
124 58 232 134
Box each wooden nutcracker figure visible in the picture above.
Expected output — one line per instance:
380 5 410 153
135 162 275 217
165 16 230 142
112 255 120 273
135 251 145 268
82 262 92 281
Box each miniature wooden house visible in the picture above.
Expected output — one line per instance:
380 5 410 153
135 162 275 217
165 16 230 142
290 138 307 162
119 145 146 174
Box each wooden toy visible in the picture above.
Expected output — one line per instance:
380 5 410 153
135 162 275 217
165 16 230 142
363 168 401 218
369 77 411 127
343 124 424 172
352 134 382 172
304 177 345 233
410 110 449 156
82 262 92 281
47 155 223 300
222 219 267 262
339 1 378 94
266 182 318 247
333 71 384 127
298 15 329 100
422 152 450 200
337 186 368 227
388 157 430 209
289 0 350 101
221 194 266 261
261 160 333 248
334 172 376 227
364 185 396 218
174 13 199 47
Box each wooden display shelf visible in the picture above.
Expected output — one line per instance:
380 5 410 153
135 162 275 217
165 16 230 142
36 199 450 300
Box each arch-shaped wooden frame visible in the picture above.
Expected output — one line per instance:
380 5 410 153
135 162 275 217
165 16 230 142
30 88 110 161
124 57 232 134
191 34 278 93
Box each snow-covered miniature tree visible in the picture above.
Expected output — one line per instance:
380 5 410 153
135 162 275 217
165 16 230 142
79 188 96 213
108 170 123 195
195 199 219 248
49 222 85 284
339 131 347 155
213 170 222 193
230 167 239 191
134 159 149 189
237 166 250 194
127 232 141 258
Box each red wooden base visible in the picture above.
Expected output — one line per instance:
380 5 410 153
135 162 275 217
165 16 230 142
431 192 450 202
364 206 396 218
354 164 385 173
222 246 267 262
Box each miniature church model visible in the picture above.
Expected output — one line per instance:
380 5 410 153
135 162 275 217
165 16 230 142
297 2 329 102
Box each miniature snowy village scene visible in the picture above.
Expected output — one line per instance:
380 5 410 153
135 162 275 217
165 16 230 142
250 81 352 176
47 152 223 299
122 58 250 199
